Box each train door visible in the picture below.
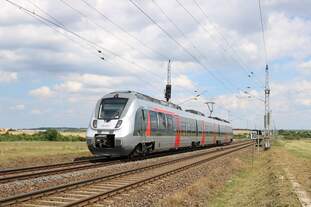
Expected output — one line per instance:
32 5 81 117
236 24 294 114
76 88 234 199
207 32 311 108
134 108 146 142
174 115 181 148
201 121 206 146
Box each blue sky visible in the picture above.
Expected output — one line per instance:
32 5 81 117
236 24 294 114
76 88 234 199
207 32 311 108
1 0 311 129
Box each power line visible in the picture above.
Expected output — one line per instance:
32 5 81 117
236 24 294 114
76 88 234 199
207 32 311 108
59 0 163 62
129 0 236 94
80 0 169 61
178 0 265 89
149 1 267 101
151 0 241 91
192 0 265 88
78 0 217 97
8 0 213 102
4 0 166 92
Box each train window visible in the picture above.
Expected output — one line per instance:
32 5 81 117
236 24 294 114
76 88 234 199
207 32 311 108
195 120 198 136
134 109 144 136
191 120 195 136
172 117 180 135
181 118 186 136
98 98 128 120
158 113 167 129
218 125 221 135
166 115 174 136
167 115 173 129
150 111 158 133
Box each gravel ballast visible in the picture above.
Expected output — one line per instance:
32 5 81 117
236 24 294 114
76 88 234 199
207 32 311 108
0 146 241 199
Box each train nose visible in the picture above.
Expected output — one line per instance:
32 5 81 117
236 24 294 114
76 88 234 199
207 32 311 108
95 120 119 130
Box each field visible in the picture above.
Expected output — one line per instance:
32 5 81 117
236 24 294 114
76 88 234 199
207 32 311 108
7 131 86 137
158 138 311 206
0 142 91 168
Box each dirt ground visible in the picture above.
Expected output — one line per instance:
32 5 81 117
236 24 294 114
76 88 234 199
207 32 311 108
157 139 309 207
0 141 91 168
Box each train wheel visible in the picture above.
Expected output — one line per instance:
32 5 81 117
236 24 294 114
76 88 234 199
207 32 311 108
129 144 144 160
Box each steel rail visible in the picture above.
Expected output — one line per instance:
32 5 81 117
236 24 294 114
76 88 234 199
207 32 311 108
0 141 252 206
0 156 109 175
0 160 121 184
0 141 245 184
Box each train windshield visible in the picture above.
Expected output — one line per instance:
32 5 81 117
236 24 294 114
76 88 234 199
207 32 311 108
98 98 128 120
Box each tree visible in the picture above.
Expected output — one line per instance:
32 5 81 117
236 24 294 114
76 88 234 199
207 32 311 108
44 129 59 141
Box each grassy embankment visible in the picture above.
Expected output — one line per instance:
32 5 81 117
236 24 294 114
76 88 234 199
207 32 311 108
0 142 91 168
0 129 90 168
158 138 311 207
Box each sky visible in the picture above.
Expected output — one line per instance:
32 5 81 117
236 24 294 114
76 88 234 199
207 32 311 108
0 0 311 129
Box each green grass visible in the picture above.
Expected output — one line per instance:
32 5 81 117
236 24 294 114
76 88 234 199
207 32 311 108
208 150 301 207
274 139 311 159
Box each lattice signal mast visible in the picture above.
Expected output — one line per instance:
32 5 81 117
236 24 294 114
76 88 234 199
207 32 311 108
264 64 271 148
165 59 172 102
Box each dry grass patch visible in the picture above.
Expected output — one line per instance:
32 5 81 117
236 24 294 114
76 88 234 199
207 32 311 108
208 150 300 207
156 150 251 207
0 141 91 168
273 139 311 197
156 144 302 207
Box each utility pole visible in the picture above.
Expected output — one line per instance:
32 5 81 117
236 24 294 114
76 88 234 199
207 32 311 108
165 60 172 102
264 64 271 149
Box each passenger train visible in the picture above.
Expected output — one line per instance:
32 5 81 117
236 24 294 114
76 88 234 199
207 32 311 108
86 91 233 157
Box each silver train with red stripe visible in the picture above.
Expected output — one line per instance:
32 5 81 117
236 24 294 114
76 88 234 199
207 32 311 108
86 91 233 157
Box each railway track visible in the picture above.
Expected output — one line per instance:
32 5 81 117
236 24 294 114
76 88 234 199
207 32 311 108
0 141 253 207
0 158 121 184
0 141 245 184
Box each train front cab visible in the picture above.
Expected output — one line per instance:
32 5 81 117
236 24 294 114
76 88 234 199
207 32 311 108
87 95 136 157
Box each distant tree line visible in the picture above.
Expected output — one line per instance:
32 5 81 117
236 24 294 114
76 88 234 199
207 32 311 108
278 130 311 139
0 129 85 142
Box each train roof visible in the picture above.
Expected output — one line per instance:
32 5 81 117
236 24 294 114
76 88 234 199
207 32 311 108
108 91 230 124
110 90 182 110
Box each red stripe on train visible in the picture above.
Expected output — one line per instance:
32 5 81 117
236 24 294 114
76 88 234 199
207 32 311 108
175 116 180 148
145 111 151 137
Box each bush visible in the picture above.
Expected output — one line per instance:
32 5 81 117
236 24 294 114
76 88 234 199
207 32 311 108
44 129 59 141
0 129 85 142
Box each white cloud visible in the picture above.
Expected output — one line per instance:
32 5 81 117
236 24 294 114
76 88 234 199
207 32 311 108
298 60 311 72
9 104 25 110
267 13 311 60
54 73 138 94
29 86 54 98
173 74 195 89
54 81 82 93
0 71 17 83
31 109 42 114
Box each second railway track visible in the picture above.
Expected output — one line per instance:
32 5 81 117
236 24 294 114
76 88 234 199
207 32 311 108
0 159 121 184
0 141 253 207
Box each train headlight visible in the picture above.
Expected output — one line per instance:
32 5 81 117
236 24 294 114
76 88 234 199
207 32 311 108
115 120 122 128
92 120 97 128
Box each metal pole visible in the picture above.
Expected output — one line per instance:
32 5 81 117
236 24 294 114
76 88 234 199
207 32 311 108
264 64 271 149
